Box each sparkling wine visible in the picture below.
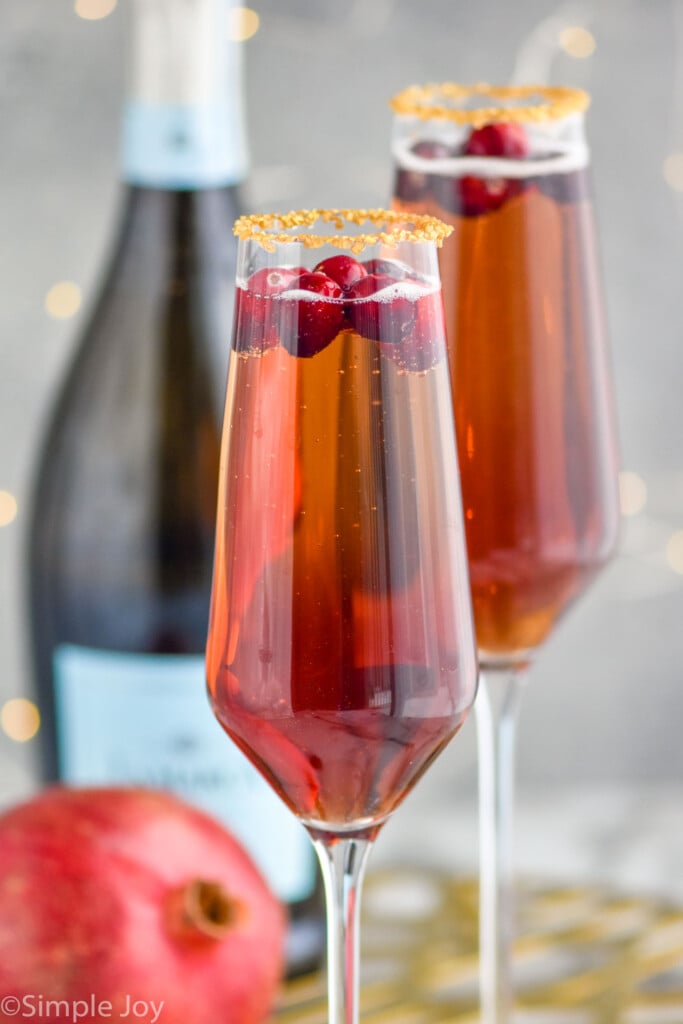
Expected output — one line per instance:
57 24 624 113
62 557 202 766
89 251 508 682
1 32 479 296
389 85 620 1022
392 119 620 658
28 0 323 973
206 232 477 833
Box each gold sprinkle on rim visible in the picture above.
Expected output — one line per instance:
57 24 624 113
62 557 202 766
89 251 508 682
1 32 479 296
233 208 453 254
390 83 590 127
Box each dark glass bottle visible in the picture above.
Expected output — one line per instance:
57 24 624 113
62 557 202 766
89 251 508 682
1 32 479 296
28 0 323 976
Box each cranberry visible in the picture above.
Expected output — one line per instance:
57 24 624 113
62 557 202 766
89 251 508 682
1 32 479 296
464 122 529 159
346 274 417 344
246 265 305 295
291 271 344 298
393 168 427 204
346 273 395 298
396 139 458 204
412 139 454 160
313 255 367 290
362 258 411 280
456 122 530 217
395 141 448 205
233 266 306 353
459 174 523 216
382 289 446 373
232 286 276 354
407 290 447 371
280 273 345 359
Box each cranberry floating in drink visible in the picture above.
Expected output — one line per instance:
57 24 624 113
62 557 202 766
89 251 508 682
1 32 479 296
390 84 620 1024
206 209 478 1024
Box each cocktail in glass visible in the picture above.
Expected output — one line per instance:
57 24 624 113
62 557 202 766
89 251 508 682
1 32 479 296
390 84 621 1022
205 209 479 1024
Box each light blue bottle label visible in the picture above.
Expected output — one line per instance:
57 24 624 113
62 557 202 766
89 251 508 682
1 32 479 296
54 644 315 903
122 0 248 188
123 102 248 188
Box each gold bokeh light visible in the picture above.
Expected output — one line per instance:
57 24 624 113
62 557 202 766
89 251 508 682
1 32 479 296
663 153 683 192
1 699 41 743
666 531 683 575
559 26 597 59
228 7 260 42
74 0 117 19
0 491 18 528
618 471 647 517
45 282 82 320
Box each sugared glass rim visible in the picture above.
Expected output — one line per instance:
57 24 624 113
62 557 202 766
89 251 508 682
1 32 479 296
233 208 453 254
389 83 590 127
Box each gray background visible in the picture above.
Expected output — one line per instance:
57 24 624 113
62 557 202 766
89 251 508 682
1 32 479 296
1 1 681 872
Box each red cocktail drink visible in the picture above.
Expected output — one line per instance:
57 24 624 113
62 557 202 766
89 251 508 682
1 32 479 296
207 219 476 834
391 85 619 662
206 210 478 1024
390 86 621 1023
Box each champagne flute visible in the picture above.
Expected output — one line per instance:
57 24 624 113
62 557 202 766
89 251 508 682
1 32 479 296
205 209 478 1024
390 84 621 1022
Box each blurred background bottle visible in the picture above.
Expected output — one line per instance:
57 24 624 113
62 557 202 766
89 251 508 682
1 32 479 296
27 0 323 975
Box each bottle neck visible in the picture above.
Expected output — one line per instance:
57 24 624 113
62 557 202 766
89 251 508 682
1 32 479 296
122 0 248 190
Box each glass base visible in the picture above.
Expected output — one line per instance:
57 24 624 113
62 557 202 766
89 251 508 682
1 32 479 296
277 868 683 1023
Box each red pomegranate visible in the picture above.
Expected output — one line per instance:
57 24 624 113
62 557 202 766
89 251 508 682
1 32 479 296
0 787 286 1024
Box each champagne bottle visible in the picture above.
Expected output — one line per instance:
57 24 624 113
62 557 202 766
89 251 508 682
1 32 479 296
28 0 323 975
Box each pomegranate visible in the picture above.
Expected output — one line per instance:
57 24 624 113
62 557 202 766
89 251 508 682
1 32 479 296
0 787 286 1024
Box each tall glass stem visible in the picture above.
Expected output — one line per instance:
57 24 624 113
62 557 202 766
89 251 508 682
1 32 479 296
311 834 373 1024
476 666 528 1024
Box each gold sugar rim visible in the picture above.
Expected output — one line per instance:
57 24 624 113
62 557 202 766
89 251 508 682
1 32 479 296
233 208 453 254
389 82 590 127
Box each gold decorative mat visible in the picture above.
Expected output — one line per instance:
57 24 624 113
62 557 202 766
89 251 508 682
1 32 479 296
278 869 683 1023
